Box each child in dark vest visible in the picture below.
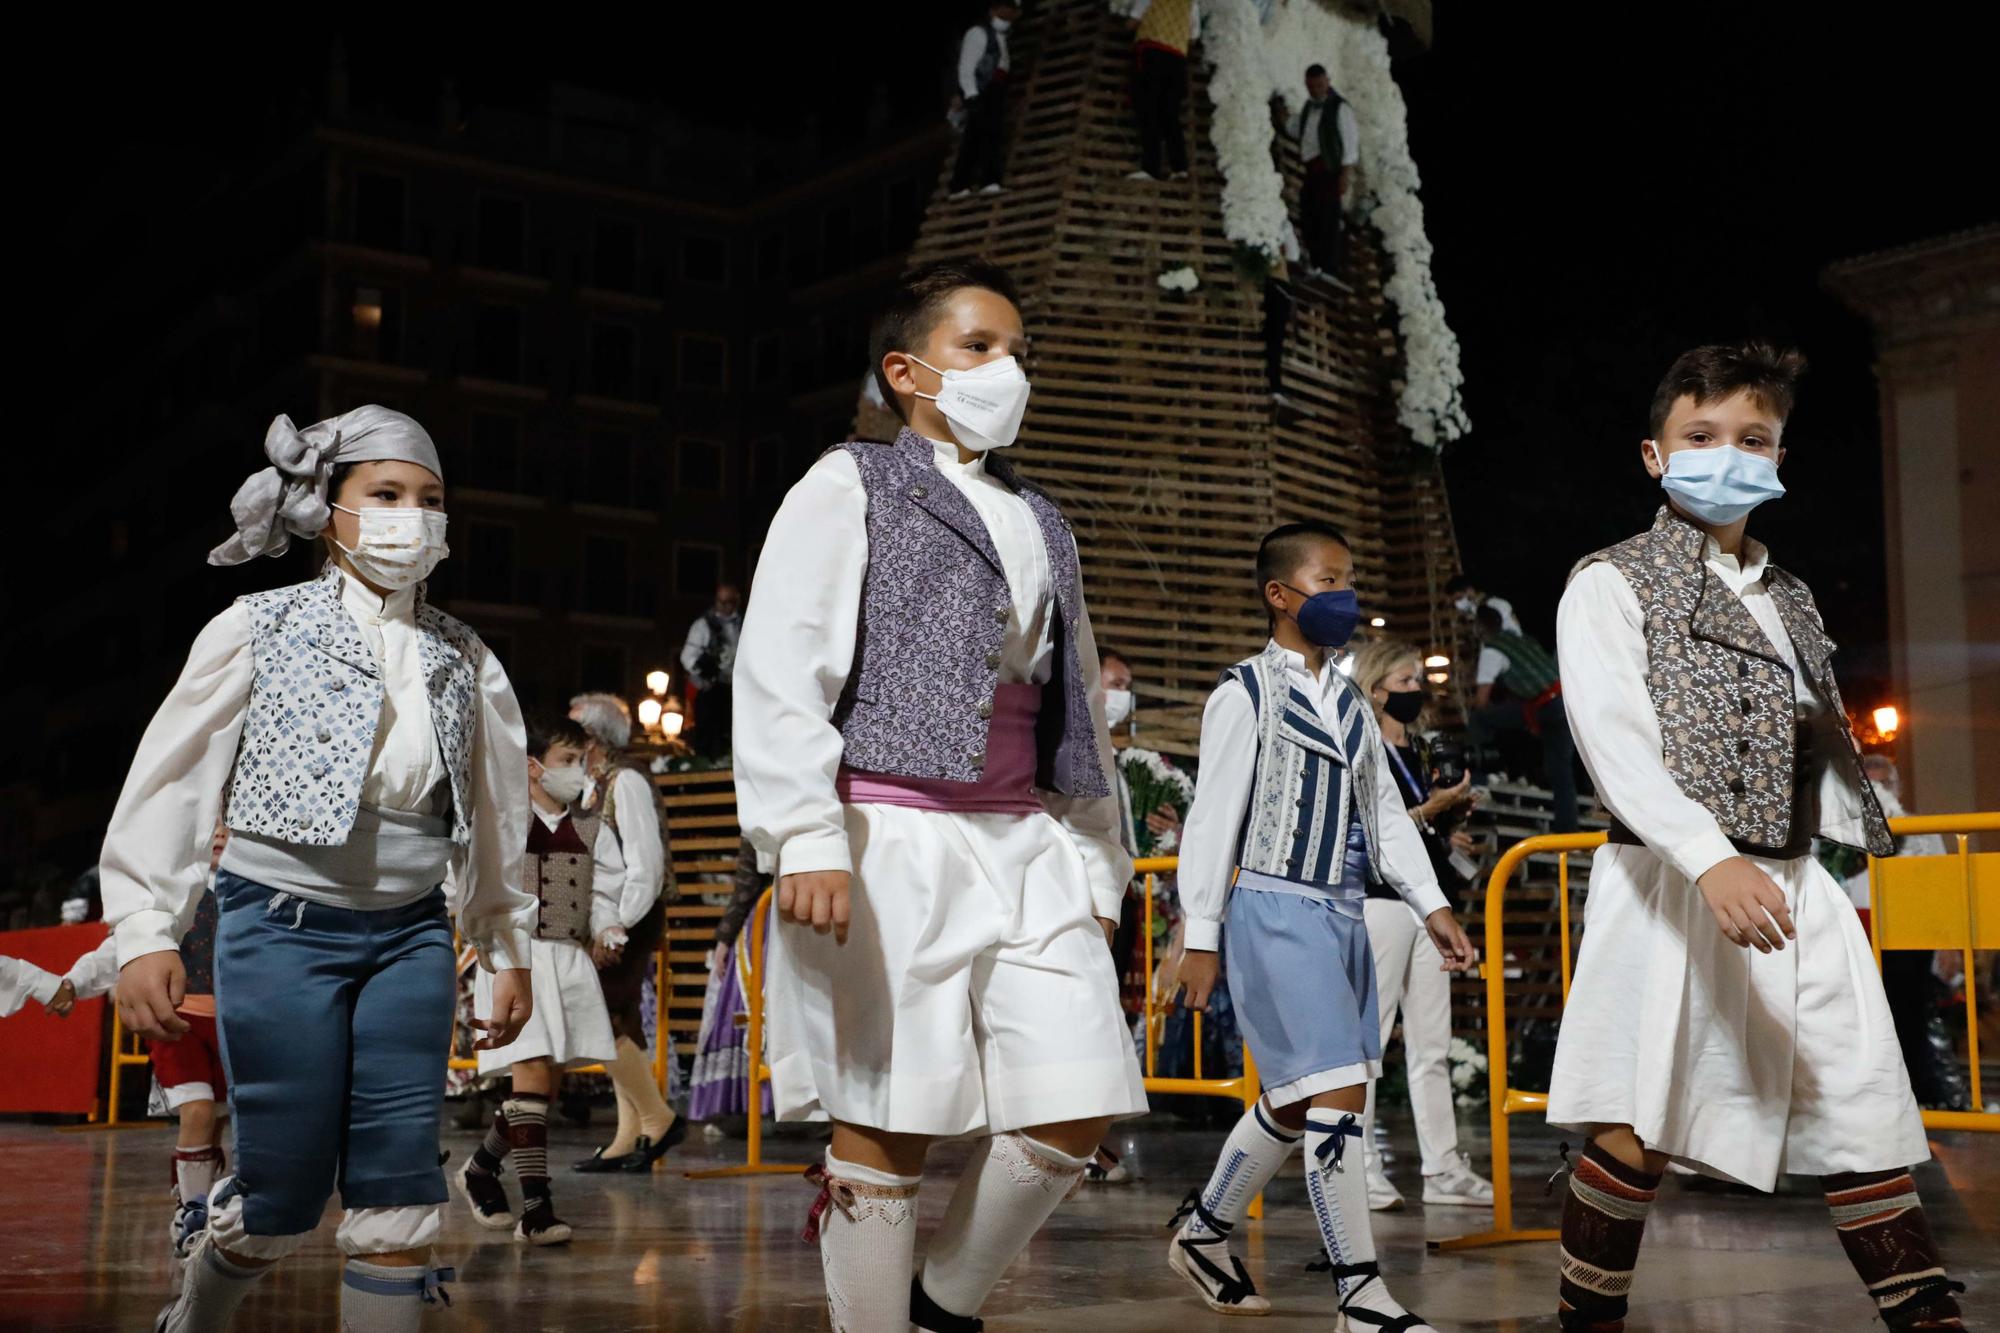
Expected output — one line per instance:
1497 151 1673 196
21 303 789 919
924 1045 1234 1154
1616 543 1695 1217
1546 343 1963 1330
102 406 537 1332
733 258 1146 1331
1167 521 1476 1330
456 715 621 1245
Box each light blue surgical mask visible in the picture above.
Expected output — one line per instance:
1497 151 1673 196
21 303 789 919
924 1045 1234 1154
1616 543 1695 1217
1657 445 1785 525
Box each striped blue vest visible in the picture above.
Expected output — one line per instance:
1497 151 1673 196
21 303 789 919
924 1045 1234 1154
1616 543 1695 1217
224 567 483 847
1228 644 1384 889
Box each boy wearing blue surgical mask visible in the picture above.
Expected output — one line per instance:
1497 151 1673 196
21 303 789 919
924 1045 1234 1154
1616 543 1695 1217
1544 343 1962 1331
733 259 1145 1331
1167 521 1475 1328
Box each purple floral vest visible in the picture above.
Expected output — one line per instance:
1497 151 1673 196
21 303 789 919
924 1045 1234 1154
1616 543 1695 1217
829 429 1108 798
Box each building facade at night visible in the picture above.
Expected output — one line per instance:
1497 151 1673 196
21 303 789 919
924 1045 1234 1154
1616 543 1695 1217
6 71 946 902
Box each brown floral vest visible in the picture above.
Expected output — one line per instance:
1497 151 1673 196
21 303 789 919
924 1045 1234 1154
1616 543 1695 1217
527 809 601 944
1572 508 1892 857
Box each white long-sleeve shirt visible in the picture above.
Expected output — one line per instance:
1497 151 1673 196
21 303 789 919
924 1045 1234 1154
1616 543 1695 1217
1290 97 1361 167
1 956 61 1016
679 611 740 688
733 438 1132 921
1177 642 1449 952
1558 538 1869 886
97 568 537 973
957 21 1011 100
583 766 666 937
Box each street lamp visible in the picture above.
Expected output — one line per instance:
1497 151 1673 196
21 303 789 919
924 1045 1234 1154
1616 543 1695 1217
645 669 671 696
637 697 664 730
1872 705 1900 743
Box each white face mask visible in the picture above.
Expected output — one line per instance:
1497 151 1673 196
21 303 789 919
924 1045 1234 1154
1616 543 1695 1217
909 354 1031 453
331 503 450 590
1104 688 1135 729
537 764 588 806
1453 596 1478 616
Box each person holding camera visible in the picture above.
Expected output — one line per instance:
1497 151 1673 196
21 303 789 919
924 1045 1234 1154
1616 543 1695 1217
1349 639 1495 1213
679 583 742 760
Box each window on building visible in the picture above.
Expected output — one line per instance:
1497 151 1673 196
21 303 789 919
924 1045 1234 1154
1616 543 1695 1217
472 305 523 381
353 172 407 250
349 284 402 363
579 643 628 695
582 536 631 615
681 234 728 284
464 521 517 603
583 428 635 507
750 434 788 493
592 219 638 291
675 543 722 600
678 335 727 389
465 413 522 492
756 231 785 284
590 321 637 399
752 332 784 389
677 437 723 493
476 196 526 272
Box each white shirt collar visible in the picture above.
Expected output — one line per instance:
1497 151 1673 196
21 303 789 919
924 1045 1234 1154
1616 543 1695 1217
530 801 566 832
1701 532 1770 589
1265 638 1339 687
336 565 417 625
926 434 988 479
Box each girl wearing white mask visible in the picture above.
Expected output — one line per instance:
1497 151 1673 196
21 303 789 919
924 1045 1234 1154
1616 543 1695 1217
456 715 621 1247
103 405 537 1332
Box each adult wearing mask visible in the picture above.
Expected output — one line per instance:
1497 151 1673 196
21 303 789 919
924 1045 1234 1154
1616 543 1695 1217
1349 640 1494 1213
566 692 683 1173
1445 574 1522 635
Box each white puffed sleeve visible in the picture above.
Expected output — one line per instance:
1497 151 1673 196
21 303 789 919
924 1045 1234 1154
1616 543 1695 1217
99 605 254 969
447 646 537 972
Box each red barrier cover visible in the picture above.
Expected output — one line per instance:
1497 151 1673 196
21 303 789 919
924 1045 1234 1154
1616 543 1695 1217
0 923 110 1114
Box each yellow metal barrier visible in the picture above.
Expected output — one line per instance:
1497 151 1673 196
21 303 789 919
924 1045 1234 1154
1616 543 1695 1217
686 887 813 1179
1435 813 1999 1253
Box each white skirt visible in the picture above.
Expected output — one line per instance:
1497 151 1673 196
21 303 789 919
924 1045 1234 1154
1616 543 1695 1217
1546 843 1928 1190
474 937 618 1075
766 803 1150 1137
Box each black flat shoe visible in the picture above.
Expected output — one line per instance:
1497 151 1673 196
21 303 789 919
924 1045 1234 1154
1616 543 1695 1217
619 1117 688 1172
571 1145 640 1174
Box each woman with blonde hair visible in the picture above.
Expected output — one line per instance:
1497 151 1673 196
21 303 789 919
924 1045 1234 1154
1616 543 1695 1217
1348 637 1495 1213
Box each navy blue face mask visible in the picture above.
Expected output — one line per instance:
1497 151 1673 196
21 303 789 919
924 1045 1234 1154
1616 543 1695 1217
1281 583 1361 649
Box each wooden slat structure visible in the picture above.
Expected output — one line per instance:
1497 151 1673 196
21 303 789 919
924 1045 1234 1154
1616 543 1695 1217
856 0 1464 756
657 767 745 1040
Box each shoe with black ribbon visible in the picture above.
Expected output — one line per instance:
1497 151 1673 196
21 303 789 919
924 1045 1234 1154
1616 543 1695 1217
1165 1188 1272 1316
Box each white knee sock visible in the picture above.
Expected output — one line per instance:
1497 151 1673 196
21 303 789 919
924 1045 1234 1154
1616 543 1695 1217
919 1133 1091 1320
161 1235 268 1333
1303 1109 1422 1325
814 1150 922 1333
339 1259 452 1333
1181 1100 1301 1241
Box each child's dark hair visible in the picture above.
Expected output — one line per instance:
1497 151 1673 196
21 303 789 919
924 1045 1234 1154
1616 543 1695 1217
1444 574 1474 594
525 714 591 762
1255 521 1350 619
1647 341 1807 440
1305 62 1328 79
1475 604 1506 635
868 259 1022 422
1100 648 1131 672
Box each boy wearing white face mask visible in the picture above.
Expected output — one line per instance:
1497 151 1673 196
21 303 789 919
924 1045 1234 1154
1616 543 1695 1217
1546 343 1962 1331
105 406 537 1332
734 259 1146 1331
456 715 619 1246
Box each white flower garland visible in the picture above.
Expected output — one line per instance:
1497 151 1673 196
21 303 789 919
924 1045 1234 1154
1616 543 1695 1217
1120 745 1197 801
1179 0 1470 447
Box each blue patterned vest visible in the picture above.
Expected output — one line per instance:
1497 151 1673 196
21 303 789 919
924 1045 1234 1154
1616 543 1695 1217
827 429 1108 798
1228 644 1383 888
224 567 484 847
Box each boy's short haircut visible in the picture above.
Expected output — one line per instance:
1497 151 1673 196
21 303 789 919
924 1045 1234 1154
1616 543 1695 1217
1255 521 1350 605
1444 574 1474 594
1647 340 1808 440
868 259 1022 423
1475 604 1505 635
1305 62 1328 80
526 714 592 762
1100 648 1132 671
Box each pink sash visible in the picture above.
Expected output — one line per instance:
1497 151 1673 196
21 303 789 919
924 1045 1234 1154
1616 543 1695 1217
836 682 1045 814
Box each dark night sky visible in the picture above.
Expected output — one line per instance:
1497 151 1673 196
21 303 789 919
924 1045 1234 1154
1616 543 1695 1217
36 5 1995 697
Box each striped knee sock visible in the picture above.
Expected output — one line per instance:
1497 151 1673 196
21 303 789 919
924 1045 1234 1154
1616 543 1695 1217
1825 1169 1964 1330
470 1108 510 1176
501 1095 550 1190
1177 1100 1301 1241
1557 1141 1660 1331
